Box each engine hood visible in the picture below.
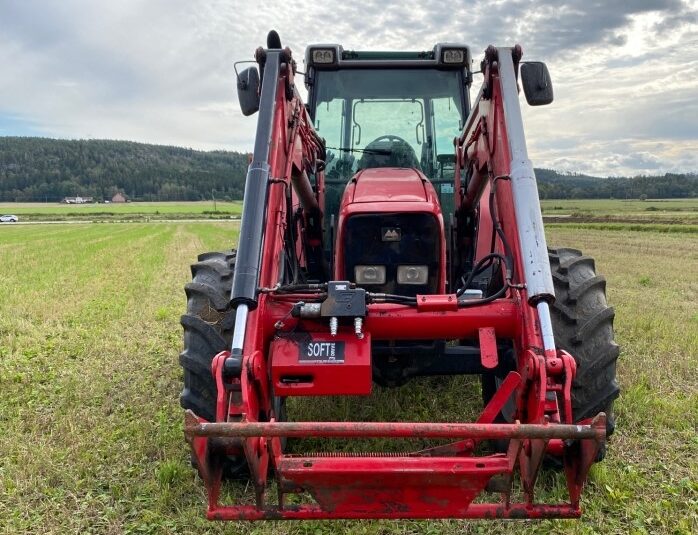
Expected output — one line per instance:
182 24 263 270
334 166 447 294
350 168 430 204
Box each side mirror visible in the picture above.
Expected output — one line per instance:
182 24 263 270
520 61 553 106
237 66 260 116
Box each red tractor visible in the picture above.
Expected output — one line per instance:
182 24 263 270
181 31 619 520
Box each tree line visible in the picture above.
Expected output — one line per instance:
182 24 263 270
0 137 696 202
534 168 698 200
0 137 249 202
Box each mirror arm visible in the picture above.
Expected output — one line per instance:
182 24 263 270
234 60 257 86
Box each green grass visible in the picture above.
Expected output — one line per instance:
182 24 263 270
0 223 696 534
541 198 698 226
0 201 242 221
545 222 698 234
2 198 696 224
540 198 698 215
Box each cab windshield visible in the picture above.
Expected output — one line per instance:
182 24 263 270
311 68 466 219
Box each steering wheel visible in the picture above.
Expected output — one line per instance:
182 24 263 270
365 134 412 148
359 135 420 170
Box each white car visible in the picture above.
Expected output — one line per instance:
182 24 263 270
0 215 19 223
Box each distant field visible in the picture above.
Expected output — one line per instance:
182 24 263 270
0 201 241 221
541 198 698 214
0 222 695 534
1 198 696 225
541 198 698 228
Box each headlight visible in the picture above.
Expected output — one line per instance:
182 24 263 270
311 48 336 64
442 49 465 64
355 265 386 285
397 265 428 285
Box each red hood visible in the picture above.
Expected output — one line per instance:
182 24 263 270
351 168 428 203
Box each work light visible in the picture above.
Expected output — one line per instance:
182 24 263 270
311 48 336 64
397 265 428 285
442 49 465 64
355 265 386 285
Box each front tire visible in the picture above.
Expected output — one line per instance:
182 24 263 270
179 250 249 477
180 250 237 422
548 247 620 440
482 247 620 459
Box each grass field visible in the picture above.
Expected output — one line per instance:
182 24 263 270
540 198 698 230
1 198 697 224
0 201 241 221
540 198 698 215
0 222 696 534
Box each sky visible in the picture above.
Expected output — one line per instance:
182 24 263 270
1 0 696 177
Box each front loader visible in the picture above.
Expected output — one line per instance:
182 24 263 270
180 31 619 520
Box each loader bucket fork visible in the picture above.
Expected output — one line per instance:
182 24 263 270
185 367 606 519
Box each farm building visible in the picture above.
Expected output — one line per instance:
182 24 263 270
111 193 127 203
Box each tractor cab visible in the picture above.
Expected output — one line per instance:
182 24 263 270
304 44 472 263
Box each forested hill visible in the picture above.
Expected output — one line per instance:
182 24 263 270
0 137 249 202
1 137 696 201
535 168 697 199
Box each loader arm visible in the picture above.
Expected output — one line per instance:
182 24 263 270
183 35 607 521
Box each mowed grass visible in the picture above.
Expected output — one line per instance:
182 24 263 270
541 198 698 228
0 223 696 534
0 201 242 221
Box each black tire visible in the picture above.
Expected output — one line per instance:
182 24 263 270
548 247 620 439
179 249 286 477
482 248 619 459
180 250 250 477
180 250 237 422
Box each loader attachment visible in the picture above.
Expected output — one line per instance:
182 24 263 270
185 410 606 520
180 30 617 523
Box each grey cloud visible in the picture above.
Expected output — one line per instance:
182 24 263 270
653 2 698 33
450 0 687 58
0 0 696 176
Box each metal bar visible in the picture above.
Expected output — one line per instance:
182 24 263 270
186 418 605 441
266 299 520 340
413 371 521 457
331 59 441 68
291 170 320 215
477 371 521 423
478 327 499 369
207 503 581 520
497 49 555 304
536 301 556 351
363 299 519 339
231 304 248 355
463 166 488 209
459 86 485 144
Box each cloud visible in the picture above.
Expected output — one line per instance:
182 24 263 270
0 0 696 175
